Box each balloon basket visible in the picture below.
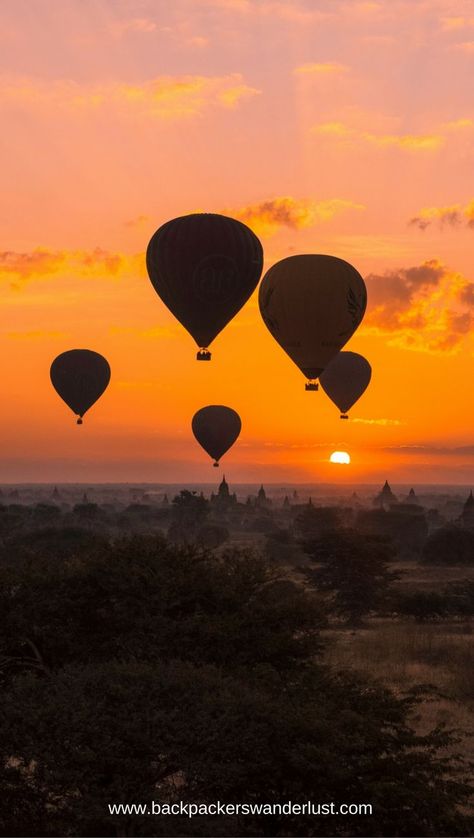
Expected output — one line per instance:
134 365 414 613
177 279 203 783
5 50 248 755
305 382 318 391
77 418 83 425
197 349 211 361
213 461 219 467
340 414 349 420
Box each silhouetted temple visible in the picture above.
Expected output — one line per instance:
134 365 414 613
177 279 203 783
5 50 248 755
461 490 474 529
211 475 237 509
256 484 271 508
373 480 397 510
406 488 418 504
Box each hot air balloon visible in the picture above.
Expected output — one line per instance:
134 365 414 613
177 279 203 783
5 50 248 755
258 255 367 389
192 405 241 466
319 351 372 419
146 213 263 360
50 349 111 424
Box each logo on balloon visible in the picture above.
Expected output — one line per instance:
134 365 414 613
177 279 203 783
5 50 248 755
193 254 239 304
347 286 366 327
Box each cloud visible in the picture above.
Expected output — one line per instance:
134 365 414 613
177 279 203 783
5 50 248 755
452 40 474 52
124 215 150 228
204 0 328 23
108 17 158 37
230 196 364 235
442 117 473 131
440 16 474 31
218 83 259 108
0 248 144 287
293 62 348 75
0 74 260 120
364 259 474 353
186 36 210 48
384 445 474 457
0 249 66 279
352 418 404 426
312 121 444 151
7 330 67 340
409 200 474 230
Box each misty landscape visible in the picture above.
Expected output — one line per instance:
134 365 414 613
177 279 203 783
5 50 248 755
2 478 474 835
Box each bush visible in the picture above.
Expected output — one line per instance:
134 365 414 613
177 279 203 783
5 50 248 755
394 590 451 621
195 523 229 549
422 526 474 565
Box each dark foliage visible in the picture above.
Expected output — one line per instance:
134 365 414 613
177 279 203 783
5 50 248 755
304 530 398 625
195 523 230 549
0 536 323 677
0 534 472 836
422 526 474 565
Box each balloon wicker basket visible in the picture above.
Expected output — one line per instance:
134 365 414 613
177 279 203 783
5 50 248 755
340 414 349 420
197 349 211 361
305 382 318 391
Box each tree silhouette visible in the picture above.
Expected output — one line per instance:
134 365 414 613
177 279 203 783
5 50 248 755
304 530 398 626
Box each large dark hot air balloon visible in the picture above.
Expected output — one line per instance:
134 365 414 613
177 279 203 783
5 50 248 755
192 405 241 466
319 351 372 419
50 349 111 424
258 255 367 389
146 213 263 360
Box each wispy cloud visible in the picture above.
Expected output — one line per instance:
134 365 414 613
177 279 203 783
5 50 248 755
124 215 150 228
440 16 474 31
312 121 444 151
293 62 348 75
7 330 67 340
451 40 474 52
384 445 474 456
108 17 158 38
352 418 405 426
409 199 474 230
229 195 364 235
0 74 260 120
204 0 328 23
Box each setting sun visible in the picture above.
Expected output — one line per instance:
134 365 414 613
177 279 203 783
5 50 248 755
330 451 351 465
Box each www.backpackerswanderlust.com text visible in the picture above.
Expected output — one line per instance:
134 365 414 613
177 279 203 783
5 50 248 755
108 801 373 818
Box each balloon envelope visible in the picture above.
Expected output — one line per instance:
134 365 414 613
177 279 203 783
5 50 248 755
192 405 242 465
146 213 263 352
319 351 372 415
50 349 111 422
258 254 367 381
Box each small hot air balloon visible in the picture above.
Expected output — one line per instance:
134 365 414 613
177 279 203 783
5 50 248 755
146 213 263 360
50 349 111 425
320 351 372 419
258 254 367 389
192 405 241 466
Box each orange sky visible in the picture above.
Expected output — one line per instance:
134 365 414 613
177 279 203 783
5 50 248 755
1 0 474 483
